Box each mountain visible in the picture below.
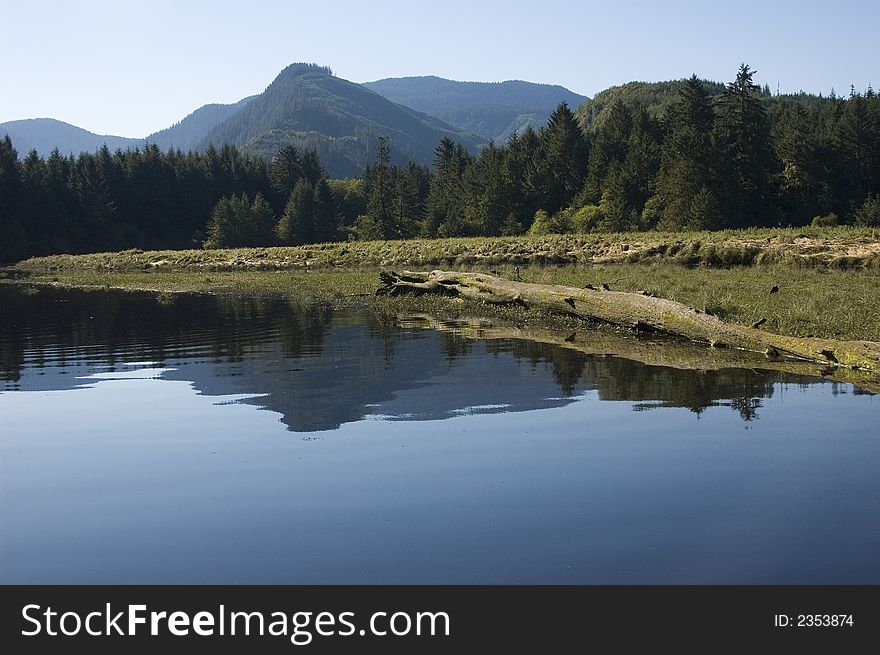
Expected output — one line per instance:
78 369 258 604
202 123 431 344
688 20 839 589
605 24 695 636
0 118 140 156
573 79 831 133
1 64 482 176
198 63 483 176
0 100 255 157
364 76 589 141
143 97 255 151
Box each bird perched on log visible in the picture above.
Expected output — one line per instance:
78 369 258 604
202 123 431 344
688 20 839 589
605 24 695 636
584 283 596 290
769 285 779 294
601 283 610 291
820 349 838 363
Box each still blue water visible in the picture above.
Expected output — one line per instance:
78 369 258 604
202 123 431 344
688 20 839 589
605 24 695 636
1 286 878 583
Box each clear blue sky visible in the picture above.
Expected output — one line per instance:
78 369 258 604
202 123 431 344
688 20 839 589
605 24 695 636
2 0 876 137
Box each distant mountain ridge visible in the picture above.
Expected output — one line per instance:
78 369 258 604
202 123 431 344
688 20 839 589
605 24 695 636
145 97 255 151
364 75 589 141
0 98 255 157
0 118 141 157
0 64 484 176
4 66 834 177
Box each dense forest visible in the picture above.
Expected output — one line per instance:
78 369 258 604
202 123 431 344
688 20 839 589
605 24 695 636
1 65 879 263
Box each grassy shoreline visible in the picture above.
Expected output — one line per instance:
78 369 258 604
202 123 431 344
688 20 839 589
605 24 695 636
14 226 880 273
7 228 880 343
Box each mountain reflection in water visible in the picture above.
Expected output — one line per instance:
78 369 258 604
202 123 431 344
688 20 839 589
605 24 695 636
0 286 856 431
2 284 879 585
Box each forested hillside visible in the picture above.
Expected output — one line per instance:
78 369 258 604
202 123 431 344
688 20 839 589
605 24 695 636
198 64 481 176
2 64 878 263
145 97 255 151
365 76 587 141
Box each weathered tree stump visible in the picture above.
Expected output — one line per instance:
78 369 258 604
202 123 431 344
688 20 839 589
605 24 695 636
378 270 880 372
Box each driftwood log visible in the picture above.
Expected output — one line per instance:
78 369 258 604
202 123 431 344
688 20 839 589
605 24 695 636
396 314 880 394
378 270 880 372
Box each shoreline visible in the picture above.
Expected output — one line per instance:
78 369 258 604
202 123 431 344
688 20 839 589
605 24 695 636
5 229 880 387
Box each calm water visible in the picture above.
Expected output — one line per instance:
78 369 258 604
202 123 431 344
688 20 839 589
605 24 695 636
1 285 878 584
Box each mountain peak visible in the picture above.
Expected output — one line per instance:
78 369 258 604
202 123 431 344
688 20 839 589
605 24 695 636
196 65 481 176
275 62 334 81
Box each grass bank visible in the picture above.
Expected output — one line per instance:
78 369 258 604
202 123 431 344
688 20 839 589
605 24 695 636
15 226 880 273
7 227 880 343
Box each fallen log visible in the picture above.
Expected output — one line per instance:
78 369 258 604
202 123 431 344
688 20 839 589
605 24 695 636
378 270 880 372
395 313 880 394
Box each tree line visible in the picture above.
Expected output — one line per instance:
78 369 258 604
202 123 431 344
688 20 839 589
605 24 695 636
362 64 879 240
2 64 879 263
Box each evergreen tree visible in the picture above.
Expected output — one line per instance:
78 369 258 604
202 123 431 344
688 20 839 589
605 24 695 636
424 138 472 237
270 145 303 207
312 178 339 243
423 137 461 236
249 193 277 245
621 104 661 218
355 137 397 240
0 135 29 262
599 170 636 231
835 91 880 210
503 127 541 230
300 148 325 186
476 142 514 235
204 195 238 249
714 64 779 227
535 103 588 214
390 164 422 238
687 186 721 230
277 179 316 245
774 103 823 223
73 153 117 237
581 101 631 204
652 75 719 230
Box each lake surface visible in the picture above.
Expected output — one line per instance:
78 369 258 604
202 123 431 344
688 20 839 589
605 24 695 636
1 285 878 584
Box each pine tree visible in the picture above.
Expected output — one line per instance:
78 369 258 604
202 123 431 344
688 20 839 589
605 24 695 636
204 196 237 249
536 102 588 214
270 145 303 207
423 137 464 237
355 137 397 240
477 143 514 236
581 101 631 205
249 193 277 245
652 75 718 230
0 135 29 262
687 186 721 230
311 178 338 243
300 148 325 186
714 64 780 227
503 127 541 229
622 105 661 216
835 91 880 209
391 164 421 238
277 179 316 245
774 104 822 223
599 169 636 231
